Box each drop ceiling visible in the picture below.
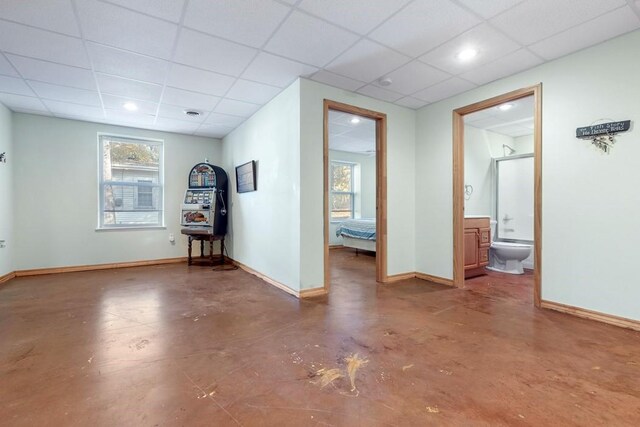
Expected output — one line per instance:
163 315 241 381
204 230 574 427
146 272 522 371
328 110 376 154
465 96 534 137
0 0 638 139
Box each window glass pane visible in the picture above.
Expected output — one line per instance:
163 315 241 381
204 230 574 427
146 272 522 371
103 140 160 182
100 136 162 228
331 164 352 192
331 194 352 220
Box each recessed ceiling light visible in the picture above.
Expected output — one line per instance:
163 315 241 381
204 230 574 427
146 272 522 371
456 48 478 61
123 102 138 112
497 103 514 111
350 117 361 124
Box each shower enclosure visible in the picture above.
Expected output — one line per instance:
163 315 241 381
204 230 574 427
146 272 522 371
494 153 534 242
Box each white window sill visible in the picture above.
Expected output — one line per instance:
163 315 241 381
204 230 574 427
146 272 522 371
95 226 167 232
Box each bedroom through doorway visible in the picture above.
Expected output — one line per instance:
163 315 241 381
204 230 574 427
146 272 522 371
323 100 387 293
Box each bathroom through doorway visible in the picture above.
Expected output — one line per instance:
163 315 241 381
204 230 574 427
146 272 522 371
452 85 542 307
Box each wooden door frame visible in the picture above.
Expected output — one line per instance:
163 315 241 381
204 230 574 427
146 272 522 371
323 99 388 291
452 84 542 307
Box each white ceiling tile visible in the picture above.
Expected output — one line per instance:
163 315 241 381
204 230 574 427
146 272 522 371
0 75 35 96
372 61 450 95
0 20 89 68
356 84 403 102
205 113 245 127
184 0 290 48
298 0 411 35
158 104 208 122
369 0 480 57
104 109 156 125
456 0 525 19
162 87 220 111
490 0 627 45
265 11 359 67
468 116 509 129
75 0 179 59
0 93 47 112
310 70 365 91
419 24 521 75
394 96 429 109
29 81 101 105
174 29 257 76
166 64 235 96
96 74 163 102
101 0 186 23
101 94 157 115
0 0 81 36
241 52 318 87
459 49 543 85
0 54 18 77
528 6 640 60
154 117 201 133
464 109 494 123
214 99 260 117
7 55 96 90
413 77 476 103
326 39 410 83
226 79 281 104
43 99 105 118
88 43 169 85
195 124 234 139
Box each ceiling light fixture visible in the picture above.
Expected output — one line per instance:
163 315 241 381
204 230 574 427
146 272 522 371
184 110 201 117
350 117 361 124
378 77 393 87
456 48 478 61
123 102 138 112
497 103 514 111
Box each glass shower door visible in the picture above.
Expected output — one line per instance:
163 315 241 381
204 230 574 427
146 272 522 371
495 155 534 242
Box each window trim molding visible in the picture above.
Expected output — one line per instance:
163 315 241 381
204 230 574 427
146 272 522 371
97 133 165 230
329 160 356 222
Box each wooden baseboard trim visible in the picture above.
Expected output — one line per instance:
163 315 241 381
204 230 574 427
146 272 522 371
231 259 300 298
15 257 188 277
541 300 640 332
299 287 328 298
0 271 16 285
415 272 455 287
384 272 417 283
328 245 345 250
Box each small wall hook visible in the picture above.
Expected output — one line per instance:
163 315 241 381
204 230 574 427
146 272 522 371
0 152 6 163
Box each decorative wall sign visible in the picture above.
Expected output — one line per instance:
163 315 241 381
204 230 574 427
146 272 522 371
576 120 631 153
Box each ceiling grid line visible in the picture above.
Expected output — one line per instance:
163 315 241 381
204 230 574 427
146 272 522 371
152 0 192 128
68 0 107 122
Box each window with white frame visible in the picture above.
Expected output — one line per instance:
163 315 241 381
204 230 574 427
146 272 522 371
330 161 355 221
98 135 163 228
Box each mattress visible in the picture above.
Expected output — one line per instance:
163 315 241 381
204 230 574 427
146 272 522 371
335 218 376 241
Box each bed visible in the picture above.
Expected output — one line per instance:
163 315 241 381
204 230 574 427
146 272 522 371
335 218 376 252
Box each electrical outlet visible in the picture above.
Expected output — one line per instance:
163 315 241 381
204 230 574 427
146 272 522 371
169 233 175 243
0 240 6 249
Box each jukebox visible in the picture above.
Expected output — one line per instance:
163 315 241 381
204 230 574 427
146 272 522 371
180 162 228 265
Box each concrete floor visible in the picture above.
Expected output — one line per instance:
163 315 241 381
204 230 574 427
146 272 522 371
1 249 639 426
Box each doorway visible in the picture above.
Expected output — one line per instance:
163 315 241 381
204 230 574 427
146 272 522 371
323 100 387 292
452 85 542 307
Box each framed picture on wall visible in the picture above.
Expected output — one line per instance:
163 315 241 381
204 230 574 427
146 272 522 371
235 160 257 193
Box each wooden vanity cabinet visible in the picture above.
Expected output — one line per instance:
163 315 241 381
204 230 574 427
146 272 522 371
464 217 491 278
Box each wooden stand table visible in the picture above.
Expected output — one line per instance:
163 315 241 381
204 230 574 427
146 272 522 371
180 228 225 266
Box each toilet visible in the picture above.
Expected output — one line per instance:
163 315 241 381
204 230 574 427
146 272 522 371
488 220 532 274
